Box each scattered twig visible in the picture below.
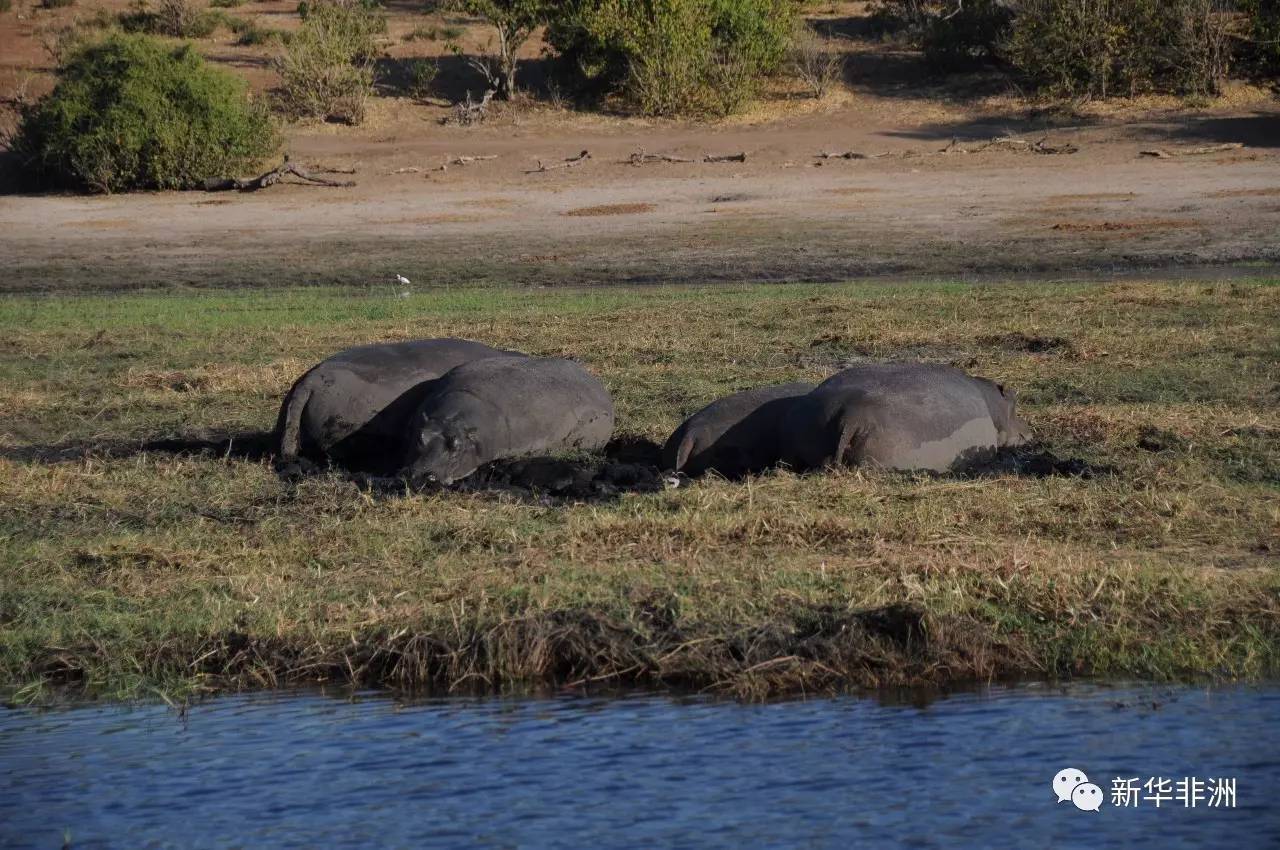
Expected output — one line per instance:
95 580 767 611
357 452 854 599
704 152 747 163
437 154 499 172
816 150 869 160
203 156 356 192
1139 143 1244 159
527 150 591 174
390 166 423 174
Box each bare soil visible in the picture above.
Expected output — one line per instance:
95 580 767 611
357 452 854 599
1 1 1278 290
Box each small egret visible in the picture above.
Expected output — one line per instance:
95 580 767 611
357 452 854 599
394 274 411 286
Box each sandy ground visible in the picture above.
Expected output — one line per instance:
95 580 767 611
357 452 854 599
4 109 1279 292
2 1 1278 290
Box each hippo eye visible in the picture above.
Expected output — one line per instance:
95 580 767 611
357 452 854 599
445 435 458 451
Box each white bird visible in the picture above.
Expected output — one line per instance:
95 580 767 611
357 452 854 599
394 274 411 286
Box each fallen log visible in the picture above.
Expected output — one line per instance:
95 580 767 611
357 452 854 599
1139 143 1244 159
940 136 1079 155
816 150 869 160
704 152 747 163
527 150 591 173
628 149 695 165
204 157 356 192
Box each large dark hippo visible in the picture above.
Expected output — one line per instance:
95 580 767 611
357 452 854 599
276 338 522 473
662 382 815 478
402 357 615 486
780 363 1031 473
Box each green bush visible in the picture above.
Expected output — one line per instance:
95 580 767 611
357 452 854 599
919 0 1011 70
0 0 13 13
276 0 384 123
1004 0 1231 98
1238 0 1280 78
42 0 77 9
209 0 245 7
10 34 276 193
547 0 795 116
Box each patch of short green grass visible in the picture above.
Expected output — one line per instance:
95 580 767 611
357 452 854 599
1 278 1277 702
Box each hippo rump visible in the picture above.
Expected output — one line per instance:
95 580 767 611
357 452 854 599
402 356 615 486
662 382 815 478
780 363 1031 473
276 338 522 473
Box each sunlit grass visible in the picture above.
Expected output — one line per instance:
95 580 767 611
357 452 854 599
1 278 1277 701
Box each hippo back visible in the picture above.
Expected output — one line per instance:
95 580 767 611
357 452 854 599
782 363 999 472
421 356 615 455
663 382 814 477
278 338 522 470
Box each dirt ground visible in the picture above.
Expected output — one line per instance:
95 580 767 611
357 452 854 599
1 1 1279 290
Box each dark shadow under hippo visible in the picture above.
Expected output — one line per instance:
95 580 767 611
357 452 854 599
275 338 522 474
662 382 815 478
781 363 1032 473
402 356 615 487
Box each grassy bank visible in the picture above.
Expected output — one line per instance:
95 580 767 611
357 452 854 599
1 279 1278 702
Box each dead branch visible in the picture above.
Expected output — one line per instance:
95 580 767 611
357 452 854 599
527 150 591 174
628 149 694 165
390 166 423 174
203 157 356 192
1139 143 1244 159
816 150 869 160
704 152 747 163
447 89 496 127
940 136 1079 155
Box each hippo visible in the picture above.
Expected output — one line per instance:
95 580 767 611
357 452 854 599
662 382 815 478
780 363 1031 473
402 356 615 486
275 338 522 473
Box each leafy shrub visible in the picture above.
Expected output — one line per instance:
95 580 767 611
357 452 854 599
43 0 77 9
10 34 276 192
919 0 1011 69
547 0 795 116
0 0 13 13
276 0 384 123
1004 0 1232 98
209 0 245 7
405 57 438 99
447 0 549 99
234 18 291 45
1237 0 1280 78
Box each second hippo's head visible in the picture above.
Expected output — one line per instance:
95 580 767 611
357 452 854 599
990 383 1032 447
404 418 481 488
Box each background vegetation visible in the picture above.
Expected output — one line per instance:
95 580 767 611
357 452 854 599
8 33 276 193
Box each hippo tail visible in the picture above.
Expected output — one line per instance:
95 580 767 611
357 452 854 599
275 378 313 462
661 429 695 473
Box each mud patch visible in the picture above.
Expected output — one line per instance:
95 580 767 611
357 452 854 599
825 187 884 196
1044 192 1136 203
1051 219 1196 233
979 332 1076 356
977 446 1114 479
79 219 133 230
1208 187 1280 199
455 197 516 209
708 193 754 204
564 203 657 217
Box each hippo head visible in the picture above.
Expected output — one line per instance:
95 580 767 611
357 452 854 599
405 418 481 487
991 383 1032 447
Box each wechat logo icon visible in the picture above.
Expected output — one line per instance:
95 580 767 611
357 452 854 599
1054 768 1103 812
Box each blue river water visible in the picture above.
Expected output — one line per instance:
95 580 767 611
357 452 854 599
2 683 1277 849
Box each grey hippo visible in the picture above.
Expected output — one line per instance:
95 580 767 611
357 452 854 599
276 338 522 473
402 356 615 486
780 362 1031 473
662 382 815 478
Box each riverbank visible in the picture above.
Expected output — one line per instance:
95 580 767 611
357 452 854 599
1 279 1278 701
